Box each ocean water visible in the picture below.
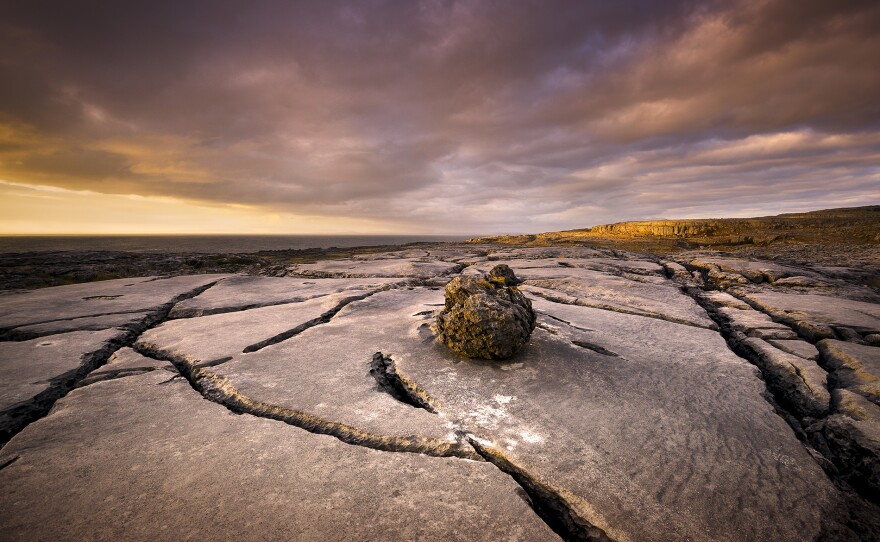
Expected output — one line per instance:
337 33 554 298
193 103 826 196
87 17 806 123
0 235 473 254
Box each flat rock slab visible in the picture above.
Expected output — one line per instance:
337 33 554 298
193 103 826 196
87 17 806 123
180 288 456 442
169 275 403 317
819 339 880 404
769 338 820 360
288 258 460 278
396 297 850 541
690 257 806 283
701 290 753 310
737 337 830 417
0 371 558 542
0 274 228 329
3 311 151 340
715 306 800 339
142 290 376 364
3 248 878 541
519 267 715 328
738 291 880 336
86 347 173 378
0 329 122 414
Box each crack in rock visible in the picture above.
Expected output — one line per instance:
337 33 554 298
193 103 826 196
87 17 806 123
538 312 594 333
679 285 822 427
193 356 234 369
369 352 439 413
76 367 170 388
168 279 415 319
0 280 221 447
132 343 481 461
170 294 333 319
671 275 880 509
241 282 417 353
467 437 614 542
0 309 152 342
526 288 715 330
382 352 616 541
0 455 19 470
570 341 620 358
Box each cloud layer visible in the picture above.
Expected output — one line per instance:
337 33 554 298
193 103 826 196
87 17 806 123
1 0 878 233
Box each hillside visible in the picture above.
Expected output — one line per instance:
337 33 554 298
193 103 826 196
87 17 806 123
470 205 880 253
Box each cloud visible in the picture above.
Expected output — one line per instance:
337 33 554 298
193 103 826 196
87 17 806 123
0 0 877 233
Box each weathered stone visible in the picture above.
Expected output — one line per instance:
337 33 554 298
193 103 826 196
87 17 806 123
401 297 856 541
819 339 880 405
0 372 558 542
737 291 880 339
0 274 228 330
0 329 122 415
715 306 799 339
286 258 460 278
169 275 402 317
136 289 457 443
809 411 880 501
88 347 171 376
834 388 880 422
3 242 879 540
3 311 150 340
435 266 536 360
690 257 806 283
736 336 830 417
768 338 820 360
520 267 715 328
700 290 753 310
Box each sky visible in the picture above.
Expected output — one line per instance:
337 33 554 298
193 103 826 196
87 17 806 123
1 0 878 235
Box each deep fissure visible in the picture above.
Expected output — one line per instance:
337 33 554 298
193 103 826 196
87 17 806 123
131 343 481 461
0 280 221 448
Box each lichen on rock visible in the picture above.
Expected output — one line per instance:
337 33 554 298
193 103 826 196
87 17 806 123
435 264 536 360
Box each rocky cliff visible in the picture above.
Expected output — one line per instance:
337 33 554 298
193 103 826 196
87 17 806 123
471 205 880 251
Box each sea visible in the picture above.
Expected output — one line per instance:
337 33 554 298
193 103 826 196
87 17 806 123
0 235 473 254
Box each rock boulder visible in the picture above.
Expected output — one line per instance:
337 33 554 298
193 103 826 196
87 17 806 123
435 265 536 360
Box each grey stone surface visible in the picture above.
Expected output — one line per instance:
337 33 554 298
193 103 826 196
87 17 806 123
141 288 457 442
819 339 880 405
398 297 851 541
768 338 820 360
0 274 228 329
737 336 830 417
715 306 800 339
738 291 880 338
4 311 151 339
88 347 172 376
2 245 878 541
0 372 558 542
0 329 122 413
519 267 715 328
169 275 402 317
700 290 753 310
286 258 460 278
141 291 371 364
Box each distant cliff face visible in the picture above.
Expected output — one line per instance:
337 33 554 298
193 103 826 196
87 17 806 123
470 205 880 250
584 206 879 240
588 220 726 237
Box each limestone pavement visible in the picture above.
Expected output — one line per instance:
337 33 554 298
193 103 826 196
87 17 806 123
1 245 879 541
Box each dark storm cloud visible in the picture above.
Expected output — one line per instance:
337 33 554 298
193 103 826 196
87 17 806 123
1 0 878 233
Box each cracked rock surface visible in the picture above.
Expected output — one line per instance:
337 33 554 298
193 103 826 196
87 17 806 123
0 371 556 541
1 244 879 541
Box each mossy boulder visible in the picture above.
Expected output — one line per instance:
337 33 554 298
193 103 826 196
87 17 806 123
435 265 536 360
